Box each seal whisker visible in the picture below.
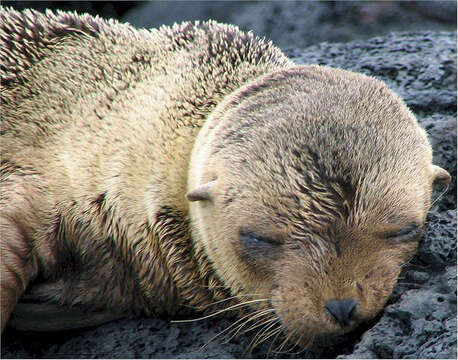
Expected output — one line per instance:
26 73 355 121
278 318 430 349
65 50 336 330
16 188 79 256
282 342 306 355
182 293 264 310
273 328 298 354
223 309 277 343
234 317 278 346
171 298 269 323
237 313 278 336
429 183 450 209
267 325 284 357
222 308 273 341
253 322 283 350
246 317 281 354
193 308 269 352
282 334 303 354
192 307 275 355
290 333 309 355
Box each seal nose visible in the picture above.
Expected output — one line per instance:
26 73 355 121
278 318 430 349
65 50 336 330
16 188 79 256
325 299 359 327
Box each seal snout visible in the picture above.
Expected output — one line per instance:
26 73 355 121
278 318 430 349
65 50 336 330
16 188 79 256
324 298 359 327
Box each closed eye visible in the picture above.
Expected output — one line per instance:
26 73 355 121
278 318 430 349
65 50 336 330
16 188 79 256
238 230 282 268
239 230 280 248
385 224 422 242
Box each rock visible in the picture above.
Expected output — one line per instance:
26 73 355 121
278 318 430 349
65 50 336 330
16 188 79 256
122 1 240 30
1 24 456 360
228 1 457 49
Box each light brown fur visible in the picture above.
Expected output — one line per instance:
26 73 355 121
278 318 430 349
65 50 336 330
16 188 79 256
0 8 450 349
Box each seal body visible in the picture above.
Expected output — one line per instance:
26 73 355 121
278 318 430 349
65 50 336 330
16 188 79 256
0 8 291 331
0 8 450 348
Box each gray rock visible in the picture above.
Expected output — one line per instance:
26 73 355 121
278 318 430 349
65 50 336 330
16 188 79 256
121 1 457 50
234 1 456 49
5 1 457 50
1 30 456 360
122 1 241 30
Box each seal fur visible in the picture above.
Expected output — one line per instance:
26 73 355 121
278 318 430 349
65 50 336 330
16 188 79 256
0 7 450 349
0 7 291 331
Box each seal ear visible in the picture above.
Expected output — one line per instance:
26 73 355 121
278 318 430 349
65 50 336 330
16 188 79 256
186 180 217 202
431 165 451 185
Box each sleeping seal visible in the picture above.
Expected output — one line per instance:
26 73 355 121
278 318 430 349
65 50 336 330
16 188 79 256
0 8 450 350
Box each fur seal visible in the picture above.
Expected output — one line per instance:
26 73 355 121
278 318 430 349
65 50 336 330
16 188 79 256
0 8 451 350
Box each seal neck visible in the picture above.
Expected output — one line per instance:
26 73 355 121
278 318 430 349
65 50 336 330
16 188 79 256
149 205 232 314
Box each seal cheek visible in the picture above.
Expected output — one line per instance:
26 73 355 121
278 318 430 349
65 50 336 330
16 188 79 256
270 273 336 348
354 256 406 321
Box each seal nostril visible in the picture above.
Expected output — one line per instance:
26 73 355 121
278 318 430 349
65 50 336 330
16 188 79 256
325 298 359 327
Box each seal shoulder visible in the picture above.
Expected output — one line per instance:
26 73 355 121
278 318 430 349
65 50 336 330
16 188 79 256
0 7 134 86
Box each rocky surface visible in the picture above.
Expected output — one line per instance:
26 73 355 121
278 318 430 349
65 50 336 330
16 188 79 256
1 10 456 360
228 1 457 49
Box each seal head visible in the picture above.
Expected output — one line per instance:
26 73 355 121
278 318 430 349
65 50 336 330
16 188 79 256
188 65 450 348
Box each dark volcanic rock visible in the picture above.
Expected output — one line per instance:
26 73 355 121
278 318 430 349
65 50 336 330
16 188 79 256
1 27 456 360
231 1 457 49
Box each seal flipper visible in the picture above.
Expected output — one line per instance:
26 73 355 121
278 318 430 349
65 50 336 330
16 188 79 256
0 167 40 333
7 301 124 332
0 215 33 332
